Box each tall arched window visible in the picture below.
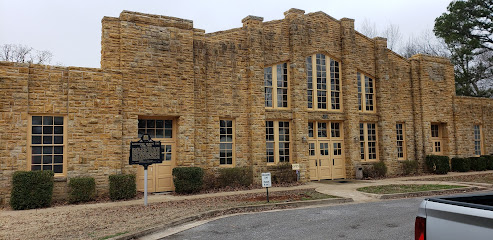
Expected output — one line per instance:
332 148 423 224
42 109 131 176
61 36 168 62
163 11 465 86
306 54 341 111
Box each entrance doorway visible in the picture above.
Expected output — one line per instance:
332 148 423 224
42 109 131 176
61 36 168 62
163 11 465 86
136 118 176 192
308 121 345 180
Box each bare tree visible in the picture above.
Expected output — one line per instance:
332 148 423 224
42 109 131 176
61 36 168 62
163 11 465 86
358 19 378 38
381 23 402 51
399 30 450 58
0 44 53 64
357 20 402 51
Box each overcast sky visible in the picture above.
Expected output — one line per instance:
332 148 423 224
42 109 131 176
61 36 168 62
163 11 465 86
0 0 452 68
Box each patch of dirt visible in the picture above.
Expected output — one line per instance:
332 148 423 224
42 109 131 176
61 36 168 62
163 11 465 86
0 189 324 240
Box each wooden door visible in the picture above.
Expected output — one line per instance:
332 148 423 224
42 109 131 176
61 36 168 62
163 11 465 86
331 141 345 179
308 141 318 180
154 143 175 192
318 141 332 179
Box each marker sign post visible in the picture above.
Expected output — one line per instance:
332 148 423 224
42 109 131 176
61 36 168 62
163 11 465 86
291 164 300 181
129 134 163 206
261 172 272 202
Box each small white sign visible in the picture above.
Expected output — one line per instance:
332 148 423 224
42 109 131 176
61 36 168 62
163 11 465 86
261 172 271 188
292 164 300 170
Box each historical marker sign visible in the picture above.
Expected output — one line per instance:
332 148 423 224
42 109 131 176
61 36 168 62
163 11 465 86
129 134 163 167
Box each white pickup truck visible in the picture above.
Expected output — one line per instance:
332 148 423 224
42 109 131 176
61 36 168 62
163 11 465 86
416 192 493 240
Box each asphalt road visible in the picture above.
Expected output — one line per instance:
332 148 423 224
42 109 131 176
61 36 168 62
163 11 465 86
162 198 422 240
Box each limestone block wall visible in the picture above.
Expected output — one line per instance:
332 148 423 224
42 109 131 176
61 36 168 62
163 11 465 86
0 62 123 204
454 96 493 157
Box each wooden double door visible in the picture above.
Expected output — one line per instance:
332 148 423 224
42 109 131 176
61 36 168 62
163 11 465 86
309 140 345 180
308 121 345 180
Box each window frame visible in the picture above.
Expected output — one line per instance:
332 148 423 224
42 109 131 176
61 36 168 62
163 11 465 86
396 123 406 160
306 53 342 112
264 62 290 109
359 122 379 162
219 119 236 167
357 72 376 113
28 115 67 177
266 120 291 165
474 124 483 156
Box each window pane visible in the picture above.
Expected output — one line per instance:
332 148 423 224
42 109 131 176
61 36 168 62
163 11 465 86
43 155 53 164
42 165 52 171
54 155 63 163
32 146 42 154
54 126 63 134
43 116 53 125
156 120 164 128
43 136 52 144
32 116 42 125
43 126 53 134
43 146 52 154
54 146 63 154
32 126 42 134
31 165 41 171
32 136 42 144
32 155 42 164
54 117 64 125
156 129 164 138
138 119 145 128
53 165 63 173
54 136 63 144
146 120 155 128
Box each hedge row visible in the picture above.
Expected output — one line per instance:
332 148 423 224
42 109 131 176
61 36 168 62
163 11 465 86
425 155 450 174
451 155 493 172
174 165 298 194
10 172 136 210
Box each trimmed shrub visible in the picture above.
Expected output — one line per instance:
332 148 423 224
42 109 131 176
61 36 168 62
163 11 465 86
482 155 493 170
10 170 54 210
173 167 204 194
402 160 418 175
425 155 450 174
217 167 253 188
268 163 297 184
470 157 487 171
109 174 136 201
363 161 387 178
68 177 96 203
451 158 470 172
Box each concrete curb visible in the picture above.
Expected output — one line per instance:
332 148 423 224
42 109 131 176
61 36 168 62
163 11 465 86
361 186 486 200
112 197 353 240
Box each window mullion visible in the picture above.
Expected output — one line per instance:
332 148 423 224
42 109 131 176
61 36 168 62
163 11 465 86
364 124 369 161
274 121 279 164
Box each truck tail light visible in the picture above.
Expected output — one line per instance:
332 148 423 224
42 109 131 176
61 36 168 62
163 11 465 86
415 216 426 240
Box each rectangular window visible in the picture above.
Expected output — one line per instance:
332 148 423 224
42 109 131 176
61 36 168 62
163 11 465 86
357 72 375 112
474 125 483 156
264 63 289 109
220 120 235 165
266 121 290 163
306 54 341 111
29 116 66 175
360 123 378 161
396 123 406 160
309 121 342 140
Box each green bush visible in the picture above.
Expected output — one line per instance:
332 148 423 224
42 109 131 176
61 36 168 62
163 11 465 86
363 161 387 178
425 155 450 174
268 163 297 184
173 167 204 194
451 158 470 172
109 174 136 201
470 157 487 171
10 171 54 210
68 177 96 203
482 155 493 170
217 167 253 188
402 160 418 175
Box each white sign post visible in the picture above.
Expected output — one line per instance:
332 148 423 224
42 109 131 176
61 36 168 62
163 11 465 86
262 172 272 202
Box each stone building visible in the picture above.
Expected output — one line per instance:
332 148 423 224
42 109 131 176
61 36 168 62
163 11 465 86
1 8 492 203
